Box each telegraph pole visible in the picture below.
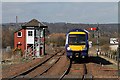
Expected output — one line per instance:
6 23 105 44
96 24 99 56
16 16 18 24
43 28 45 55
118 44 120 78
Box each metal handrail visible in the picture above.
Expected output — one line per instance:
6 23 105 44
24 42 39 59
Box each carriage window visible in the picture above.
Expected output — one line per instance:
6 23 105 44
28 31 33 36
17 31 22 37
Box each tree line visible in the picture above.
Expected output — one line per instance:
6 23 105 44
2 22 118 49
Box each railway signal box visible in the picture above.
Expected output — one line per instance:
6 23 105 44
14 19 48 58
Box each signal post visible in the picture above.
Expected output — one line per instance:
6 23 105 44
88 26 99 56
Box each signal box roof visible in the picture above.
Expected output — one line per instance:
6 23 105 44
22 19 47 28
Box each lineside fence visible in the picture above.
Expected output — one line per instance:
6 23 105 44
99 52 117 61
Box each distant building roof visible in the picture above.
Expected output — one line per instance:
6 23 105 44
22 19 47 28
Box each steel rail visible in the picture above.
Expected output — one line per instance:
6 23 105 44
9 50 62 80
59 58 72 80
33 57 61 78
82 63 93 80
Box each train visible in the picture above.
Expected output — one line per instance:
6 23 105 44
65 29 89 59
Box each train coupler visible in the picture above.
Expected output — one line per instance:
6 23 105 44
75 53 79 58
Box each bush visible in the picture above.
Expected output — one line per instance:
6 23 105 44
101 44 110 52
99 37 109 46
46 33 66 47
110 50 117 55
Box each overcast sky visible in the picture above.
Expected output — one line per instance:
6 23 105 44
2 2 118 24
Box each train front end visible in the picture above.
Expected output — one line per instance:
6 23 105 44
65 29 89 59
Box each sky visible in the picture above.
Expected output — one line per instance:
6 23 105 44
1 0 120 2
2 2 118 24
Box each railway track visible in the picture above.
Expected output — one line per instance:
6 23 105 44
33 50 65 78
60 58 93 80
59 58 72 80
82 63 93 80
2 47 118 80
9 49 64 80
4 50 117 80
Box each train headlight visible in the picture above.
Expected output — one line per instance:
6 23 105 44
67 47 71 50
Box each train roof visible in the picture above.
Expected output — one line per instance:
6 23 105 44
66 29 89 34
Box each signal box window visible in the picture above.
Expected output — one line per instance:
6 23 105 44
17 31 22 37
28 31 33 36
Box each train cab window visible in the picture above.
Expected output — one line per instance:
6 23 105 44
17 31 22 37
68 34 86 45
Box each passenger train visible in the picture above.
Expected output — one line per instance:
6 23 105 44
65 29 89 59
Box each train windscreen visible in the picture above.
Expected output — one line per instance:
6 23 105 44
68 34 86 45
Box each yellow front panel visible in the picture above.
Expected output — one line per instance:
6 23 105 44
69 45 85 51
69 32 86 34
